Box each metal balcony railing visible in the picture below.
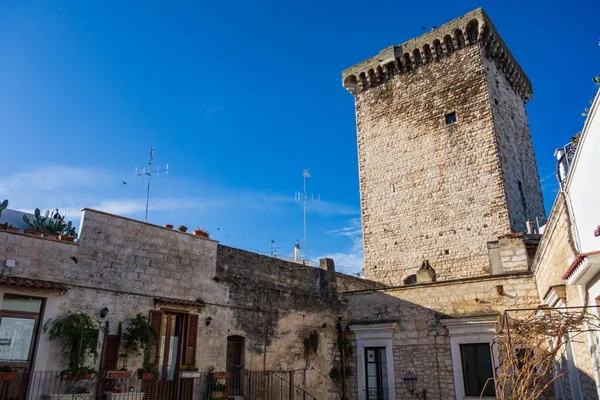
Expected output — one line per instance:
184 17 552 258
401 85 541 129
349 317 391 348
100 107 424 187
0 370 319 400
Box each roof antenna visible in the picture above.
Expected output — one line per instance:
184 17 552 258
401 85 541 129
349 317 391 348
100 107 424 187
134 147 169 222
294 170 320 262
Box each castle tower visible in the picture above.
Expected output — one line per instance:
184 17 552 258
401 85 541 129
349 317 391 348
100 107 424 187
342 8 545 285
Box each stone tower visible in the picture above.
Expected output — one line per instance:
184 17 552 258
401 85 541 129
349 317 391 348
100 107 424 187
342 8 545 285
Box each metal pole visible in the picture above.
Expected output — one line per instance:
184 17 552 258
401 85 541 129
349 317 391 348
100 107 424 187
303 171 307 261
144 147 153 222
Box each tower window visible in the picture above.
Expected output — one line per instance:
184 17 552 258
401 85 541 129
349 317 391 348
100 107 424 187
445 112 457 125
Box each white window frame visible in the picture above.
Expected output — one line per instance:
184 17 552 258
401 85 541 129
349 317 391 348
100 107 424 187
441 316 498 399
349 323 397 400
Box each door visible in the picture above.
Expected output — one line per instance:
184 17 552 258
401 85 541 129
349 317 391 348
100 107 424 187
0 294 44 399
156 312 188 400
226 336 245 395
364 347 389 400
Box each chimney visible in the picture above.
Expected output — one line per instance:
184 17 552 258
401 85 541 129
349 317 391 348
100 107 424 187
526 220 537 235
294 244 301 262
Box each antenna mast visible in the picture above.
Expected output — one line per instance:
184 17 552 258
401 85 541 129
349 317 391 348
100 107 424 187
269 239 284 258
295 170 319 262
134 147 169 222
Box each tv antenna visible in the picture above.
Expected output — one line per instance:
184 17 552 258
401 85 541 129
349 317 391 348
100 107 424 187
134 147 168 222
295 170 320 262
269 239 284 258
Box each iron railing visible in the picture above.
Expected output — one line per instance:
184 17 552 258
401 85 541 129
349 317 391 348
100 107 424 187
0 370 319 400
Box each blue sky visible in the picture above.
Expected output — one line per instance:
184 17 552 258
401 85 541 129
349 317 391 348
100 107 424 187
0 1 598 276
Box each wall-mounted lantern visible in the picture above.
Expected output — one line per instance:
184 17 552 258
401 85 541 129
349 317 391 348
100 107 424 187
403 371 426 399
205 316 213 327
100 307 109 319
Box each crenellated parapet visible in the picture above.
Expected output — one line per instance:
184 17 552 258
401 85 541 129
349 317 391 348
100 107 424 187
342 8 533 103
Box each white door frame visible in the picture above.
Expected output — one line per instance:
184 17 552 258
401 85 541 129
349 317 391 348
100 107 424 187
349 322 397 400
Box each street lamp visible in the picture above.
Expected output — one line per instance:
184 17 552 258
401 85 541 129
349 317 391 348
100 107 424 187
403 371 426 400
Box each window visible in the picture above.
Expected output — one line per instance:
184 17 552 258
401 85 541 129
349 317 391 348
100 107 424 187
445 112 457 125
365 347 389 400
460 343 495 396
0 294 44 369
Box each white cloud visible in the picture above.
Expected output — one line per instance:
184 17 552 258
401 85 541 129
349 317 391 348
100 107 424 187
0 165 113 193
205 105 226 117
308 200 359 216
318 218 364 276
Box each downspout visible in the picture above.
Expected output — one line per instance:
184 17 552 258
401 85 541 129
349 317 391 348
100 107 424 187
577 285 600 398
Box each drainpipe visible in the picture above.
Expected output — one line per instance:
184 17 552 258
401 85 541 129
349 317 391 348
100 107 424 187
577 285 600 398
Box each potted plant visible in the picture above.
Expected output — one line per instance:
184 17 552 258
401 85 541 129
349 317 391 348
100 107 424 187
122 314 157 380
1 223 20 233
178 225 188 233
0 365 19 381
193 228 209 238
179 363 201 378
59 221 78 242
165 224 174 229
22 208 61 237
44 312 104 384
0 200 18 233
206 366 230 398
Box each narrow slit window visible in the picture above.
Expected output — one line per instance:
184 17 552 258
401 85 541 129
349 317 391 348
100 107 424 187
445 112 457 125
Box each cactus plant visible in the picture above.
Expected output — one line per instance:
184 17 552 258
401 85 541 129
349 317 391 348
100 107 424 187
59 221 78 241
0 199 8 221
23 208 73 237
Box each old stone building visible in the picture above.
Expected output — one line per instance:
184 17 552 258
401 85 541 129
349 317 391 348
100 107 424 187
0 209 382 399
1 7 598 400
343 8 545 285
339 7 597 400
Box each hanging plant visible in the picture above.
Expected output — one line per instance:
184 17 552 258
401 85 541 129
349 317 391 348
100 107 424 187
122 314 158 378
44 312 105 380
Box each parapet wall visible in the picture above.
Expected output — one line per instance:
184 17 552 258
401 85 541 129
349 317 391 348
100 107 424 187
342 8 532 103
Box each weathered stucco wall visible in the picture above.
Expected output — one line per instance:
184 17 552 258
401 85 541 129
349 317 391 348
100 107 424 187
216 245 354 399
344 273 540 400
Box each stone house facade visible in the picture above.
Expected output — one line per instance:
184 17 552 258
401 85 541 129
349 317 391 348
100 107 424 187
0 208 383 399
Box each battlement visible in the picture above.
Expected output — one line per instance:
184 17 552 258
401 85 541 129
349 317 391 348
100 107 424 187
342 8 532 103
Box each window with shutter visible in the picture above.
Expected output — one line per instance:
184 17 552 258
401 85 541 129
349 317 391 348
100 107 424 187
101 335 121 371
148 310 163 368
185 314 199 365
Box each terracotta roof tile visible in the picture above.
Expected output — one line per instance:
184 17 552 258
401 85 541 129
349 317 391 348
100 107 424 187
562 250 600 280
0 276 69 292
154 297 205 308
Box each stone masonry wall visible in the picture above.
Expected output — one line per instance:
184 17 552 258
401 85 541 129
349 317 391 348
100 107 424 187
484 57 546 232
344 273 541 400
0 209 230 372
216 245 349 399
354 44 512 285
533 193 577 300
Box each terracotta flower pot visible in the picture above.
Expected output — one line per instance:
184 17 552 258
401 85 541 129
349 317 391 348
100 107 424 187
24 229 42 236
141 372 156 380
178 226 188 233
105 371 132 379
0 372 19 381
64 372 94 381
58 235 76 242
165 224 174 229
4 226 20 233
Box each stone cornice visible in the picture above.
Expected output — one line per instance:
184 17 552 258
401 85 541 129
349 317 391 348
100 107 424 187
341 8 532 103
